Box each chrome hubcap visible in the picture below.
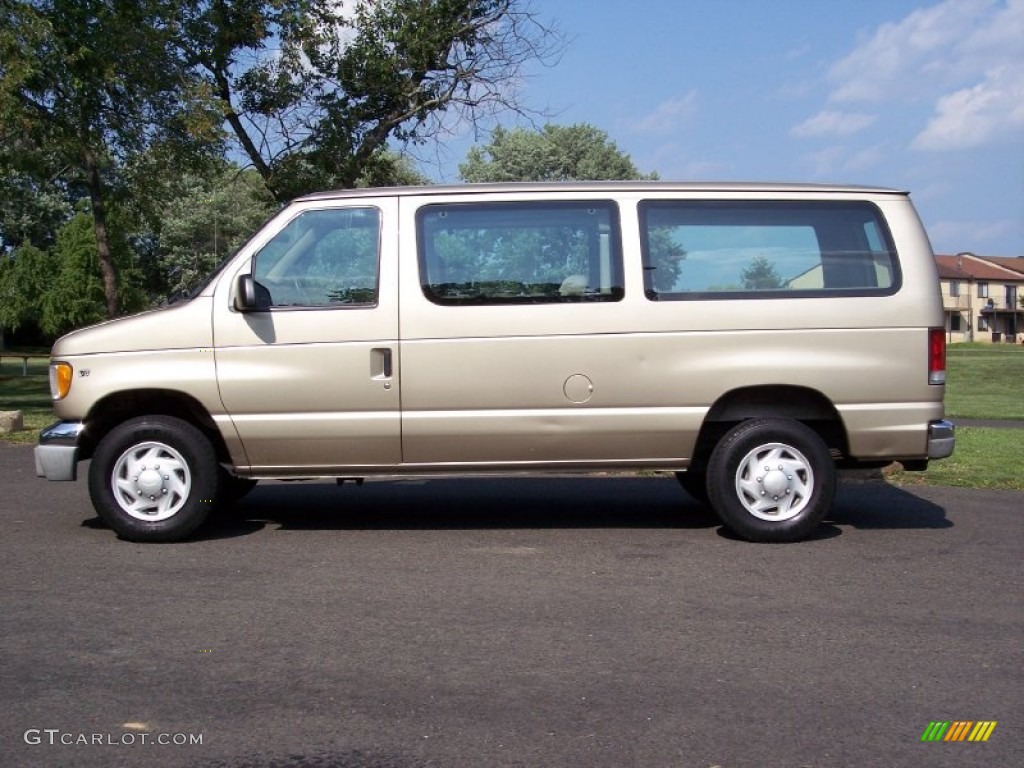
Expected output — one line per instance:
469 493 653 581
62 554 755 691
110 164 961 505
111 442 191 521
734 442 813 521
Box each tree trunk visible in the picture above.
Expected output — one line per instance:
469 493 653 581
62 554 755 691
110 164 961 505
83 146 119 319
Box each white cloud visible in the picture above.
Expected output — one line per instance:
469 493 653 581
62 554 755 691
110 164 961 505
629 91 699 136
954 0 1024 72
791 110 877 138
912 65 1024 150
795 0 1024 153
827 0 995 103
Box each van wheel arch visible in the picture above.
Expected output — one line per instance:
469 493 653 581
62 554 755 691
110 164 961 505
692 385 848 463
680 386 847 516
81 390 234 468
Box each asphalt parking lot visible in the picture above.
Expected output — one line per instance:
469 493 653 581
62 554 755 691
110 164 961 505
1 442 1021 768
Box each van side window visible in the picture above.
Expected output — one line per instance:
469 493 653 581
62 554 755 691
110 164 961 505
639 201 901 300
417 201 624 304
252 207 381 308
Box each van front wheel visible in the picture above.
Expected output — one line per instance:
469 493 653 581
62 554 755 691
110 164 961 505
88 416 219 542
706 419 835 543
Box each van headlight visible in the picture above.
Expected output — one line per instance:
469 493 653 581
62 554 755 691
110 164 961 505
49 362 73 400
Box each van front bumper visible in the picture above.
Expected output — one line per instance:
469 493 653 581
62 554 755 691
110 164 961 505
927 419 955 459
34 421 85 481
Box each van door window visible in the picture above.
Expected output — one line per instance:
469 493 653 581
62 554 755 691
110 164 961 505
639 201 900 300
252 207 381 308
417 201 624 304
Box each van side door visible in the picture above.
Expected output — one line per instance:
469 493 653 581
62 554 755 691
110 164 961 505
212 200 400 473
397 195 690 468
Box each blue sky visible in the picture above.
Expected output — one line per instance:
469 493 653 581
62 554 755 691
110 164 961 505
425 0 1024 256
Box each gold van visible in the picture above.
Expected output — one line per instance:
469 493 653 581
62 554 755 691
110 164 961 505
35 182 954 542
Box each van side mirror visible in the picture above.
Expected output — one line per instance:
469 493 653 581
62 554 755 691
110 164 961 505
235 274 270 311
235 274 257 311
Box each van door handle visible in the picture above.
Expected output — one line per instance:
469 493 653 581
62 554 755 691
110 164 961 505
371 348 393 379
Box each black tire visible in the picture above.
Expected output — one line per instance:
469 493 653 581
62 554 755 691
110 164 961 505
674 469 709 505
706 418 835 543
88 416 220 542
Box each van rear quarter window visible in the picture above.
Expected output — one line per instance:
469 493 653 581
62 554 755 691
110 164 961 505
417 201 624 305
639 201 901 300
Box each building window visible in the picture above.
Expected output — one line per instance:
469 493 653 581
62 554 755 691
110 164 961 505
978 315 990 331
948 280 960 297
1006 285 1018 309
978 282 989 298
950 314 962 332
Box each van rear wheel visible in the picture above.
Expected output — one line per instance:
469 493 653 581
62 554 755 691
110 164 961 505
88 416 219 542
706 419 835 542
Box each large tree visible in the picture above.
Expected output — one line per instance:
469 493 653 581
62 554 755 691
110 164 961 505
144 165 276 301
179 0 560 201
41 211 148 335
0 0 222 318
0 166 73 252
459 123 657 182
0 243 52 339
1 1 559 334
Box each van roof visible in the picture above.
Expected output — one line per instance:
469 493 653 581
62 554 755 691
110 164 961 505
294 181 908 203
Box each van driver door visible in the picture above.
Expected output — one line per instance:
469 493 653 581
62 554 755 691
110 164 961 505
212 199 400 474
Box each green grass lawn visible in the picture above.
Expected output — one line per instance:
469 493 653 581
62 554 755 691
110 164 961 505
943 342 1024 420
2 343 1022 490
889 342 1024 490
890 426 1024 490
0 356 55 445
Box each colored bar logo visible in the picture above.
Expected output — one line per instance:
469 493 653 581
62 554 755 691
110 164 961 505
921 721 997 742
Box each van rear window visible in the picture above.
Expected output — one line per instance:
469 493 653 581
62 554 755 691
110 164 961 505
639 201 900 300
418 201 624 305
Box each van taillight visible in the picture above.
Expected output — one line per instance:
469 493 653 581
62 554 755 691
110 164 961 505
928 328 946 385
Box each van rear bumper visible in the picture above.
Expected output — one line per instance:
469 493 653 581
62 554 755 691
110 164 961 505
927 419 955 459
34 421 84 481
